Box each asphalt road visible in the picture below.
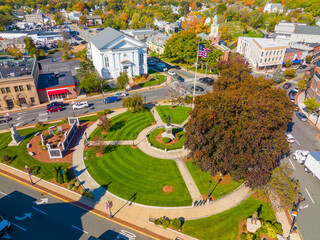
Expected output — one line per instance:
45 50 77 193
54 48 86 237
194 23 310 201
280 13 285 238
279 77 320 240
0 174 152 240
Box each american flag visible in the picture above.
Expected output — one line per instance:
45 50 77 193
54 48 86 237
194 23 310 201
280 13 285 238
198 44 211 59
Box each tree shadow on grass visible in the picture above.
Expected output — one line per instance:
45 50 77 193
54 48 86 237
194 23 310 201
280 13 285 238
105 145 118 153
110 120 126 132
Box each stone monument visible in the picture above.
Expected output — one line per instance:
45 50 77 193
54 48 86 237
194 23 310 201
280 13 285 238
8 126 25 146
246 211 261 233
162 115 175 140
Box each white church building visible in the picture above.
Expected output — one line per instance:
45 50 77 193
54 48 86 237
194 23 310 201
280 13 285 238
87 27 148 79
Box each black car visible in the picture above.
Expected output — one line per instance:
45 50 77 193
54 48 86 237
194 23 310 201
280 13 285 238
199 77 214 85
301 65 307 69
172 65 181 70
81 40 87 44
46 101 63 109
283 82 292 89
296 112 307 121
191 86 205 91
177 76 184 82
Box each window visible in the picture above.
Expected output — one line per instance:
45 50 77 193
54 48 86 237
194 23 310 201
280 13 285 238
265 59 267 62
30 97 35 103
280 50 283 54
139 53 144 64
1 88 5 94
261 52 264 57
260 59 262 63
272 58 274 61
276 57 278 61
277 51 279 54
104 56 109 68
268 58 271 62
19 85 23 91
266 52 268 56
27 84 31 90
14 86 19 92
5 87 10 93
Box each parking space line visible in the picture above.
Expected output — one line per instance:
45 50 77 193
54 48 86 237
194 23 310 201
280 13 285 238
294 137 301 145
32 207 47 215
0 191 11 197
288 158 295 169
305 188 315 204
12 222 27 231
71 225 88 234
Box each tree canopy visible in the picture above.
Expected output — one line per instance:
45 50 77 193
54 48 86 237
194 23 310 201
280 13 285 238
77 61 104 93
185 59 293 188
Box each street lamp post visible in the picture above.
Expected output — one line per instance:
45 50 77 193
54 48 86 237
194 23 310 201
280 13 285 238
144 96 146 104
84 132 88 146
106 197 113 219
207 180 212 204
25 165 34 185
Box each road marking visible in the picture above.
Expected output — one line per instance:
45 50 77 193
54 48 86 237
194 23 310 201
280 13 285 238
119 230 136 240
38 118 48 122
32 207 47 215
294 137 301 146
38 113 48 116
14 213 31 221
33 198 48 205
71 225 88 234
16 117 21 120
305 188 315 204
288 158 295 169
0 191 11 197
11 222 27 231
14 122 23 127
1 232 11 239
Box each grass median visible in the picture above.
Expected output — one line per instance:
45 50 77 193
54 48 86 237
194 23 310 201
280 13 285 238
84 145 192 206
155 106 191 124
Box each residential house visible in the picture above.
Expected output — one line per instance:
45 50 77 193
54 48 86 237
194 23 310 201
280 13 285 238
68 12 81 22
146 32 171 55
88 27 148 79
0 57 40 109
263 0 284 13
237 37 286 71
86 15 102 26
121 29 156 42
0 36 26 53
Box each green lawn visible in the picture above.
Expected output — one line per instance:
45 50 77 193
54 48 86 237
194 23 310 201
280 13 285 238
138 74 165 88
155 106 191 124
225 21 263 39
182 196 276 240
186 161 242 199
147 128 185 150
79 115 99 123
89 109 155 141
0 126 70 181
84 145 192 206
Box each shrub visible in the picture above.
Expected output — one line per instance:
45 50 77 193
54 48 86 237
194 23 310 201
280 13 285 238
63 169 70 183
53 166 58 182
80 189 85 195
53 129 59 136
184 95 193 104
97 111 104 117
273 222 283 235
61 118 68 124
38 140 42 146
246 232 256 240
154 219 162 225
1 155 10 163
161 218 170 229
72 186 78 191
33 166 40 175
85 191 93 199
35 121 44 129
104 109 111 114
170 218 181 230
262 221 278 238
74 181 80 187
162 137 171 143
240 233 246 240
44 133 50 139
57 168 64 184
67 183 74 189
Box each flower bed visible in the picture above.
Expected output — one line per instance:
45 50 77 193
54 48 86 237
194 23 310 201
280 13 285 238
147 127 185 150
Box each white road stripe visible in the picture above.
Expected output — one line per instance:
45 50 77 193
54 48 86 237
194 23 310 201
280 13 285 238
38 118 48 122
294 137 301 145
288 158 295 169
38 113 48 116
14 122 23 127
16 117 21 120
71 225 88 234
32 207 47 215
0 191 11 197
12 222 27 231
305 188 315 204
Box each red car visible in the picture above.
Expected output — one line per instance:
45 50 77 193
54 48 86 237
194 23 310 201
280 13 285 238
46 106 62 113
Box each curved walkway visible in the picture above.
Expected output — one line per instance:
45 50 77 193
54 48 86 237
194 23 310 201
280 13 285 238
72 107 252 238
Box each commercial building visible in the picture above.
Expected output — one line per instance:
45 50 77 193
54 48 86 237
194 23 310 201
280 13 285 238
37 71 77 103
283 48 303 65
86 15 102 26
0 58 40 110
0 30 63 43
0 36 26 53
237 37 286 71
25 14 44 23
307 60 320 103
88 27 147 80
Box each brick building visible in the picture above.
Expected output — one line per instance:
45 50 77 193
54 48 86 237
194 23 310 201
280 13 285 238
0 58 40 110
283 48 303 65
307 60 320 103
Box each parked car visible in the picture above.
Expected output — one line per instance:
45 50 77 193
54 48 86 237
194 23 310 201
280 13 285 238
0 114 12 123
147 60 155 66
168 69 176 76
199 77 214 85
72 101 89 110
73 42 79 46
157 63 167 71
0 215 10 236
81 40 87 44
114 92 127 97
103 96 119 104
46 101 63 109
296 112 307 121
172 65 181 70
285 132 295 143
283 82 292 89
293 103 299 112
47 106 62 113
191 86 205 92
301 65 307 69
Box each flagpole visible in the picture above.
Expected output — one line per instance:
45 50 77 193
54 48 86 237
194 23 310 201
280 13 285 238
205 62 208 76
192 42 200 109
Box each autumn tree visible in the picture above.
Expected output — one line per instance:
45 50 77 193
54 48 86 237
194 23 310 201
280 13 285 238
297 77 307 91
185 63 293 188
272 66 284 83
77 61 104 93
8 47 23 59
122 94 144 113
303 98 320 114
79 15 87 26
116 72 129 90
258 164 300 210
98 114 111 133
284 69 296 78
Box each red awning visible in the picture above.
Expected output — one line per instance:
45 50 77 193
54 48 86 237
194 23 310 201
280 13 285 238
47 89 67 95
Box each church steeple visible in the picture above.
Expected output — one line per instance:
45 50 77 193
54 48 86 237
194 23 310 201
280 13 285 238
209 15 220 45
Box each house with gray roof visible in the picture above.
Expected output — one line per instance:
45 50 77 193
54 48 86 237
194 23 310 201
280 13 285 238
87 27 147 79
291 25 320 44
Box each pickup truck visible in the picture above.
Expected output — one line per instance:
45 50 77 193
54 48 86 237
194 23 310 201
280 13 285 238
304 152 320 181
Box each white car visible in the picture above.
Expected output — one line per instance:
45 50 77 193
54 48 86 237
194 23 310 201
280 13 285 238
168 69 176 76
114 92 128 97
285 132 295 143
72 101 89 110
293 150 310 164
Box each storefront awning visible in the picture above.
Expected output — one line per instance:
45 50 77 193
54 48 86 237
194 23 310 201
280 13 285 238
47 89 67 95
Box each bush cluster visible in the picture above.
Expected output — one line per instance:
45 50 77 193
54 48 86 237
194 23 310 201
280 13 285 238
154 217 182 230
53 167 71 184
104 109 111 114
35 121 44 129
1 155 14 164
162 137 171 143
241 220 283 240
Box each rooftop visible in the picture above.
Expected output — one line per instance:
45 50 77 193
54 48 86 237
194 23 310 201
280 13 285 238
285 48 302 53
89 27 124 50
0 58 36 79
294 25 320 35
37 71 75 90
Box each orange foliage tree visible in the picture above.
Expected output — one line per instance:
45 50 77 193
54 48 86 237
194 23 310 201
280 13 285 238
120 12 129 22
